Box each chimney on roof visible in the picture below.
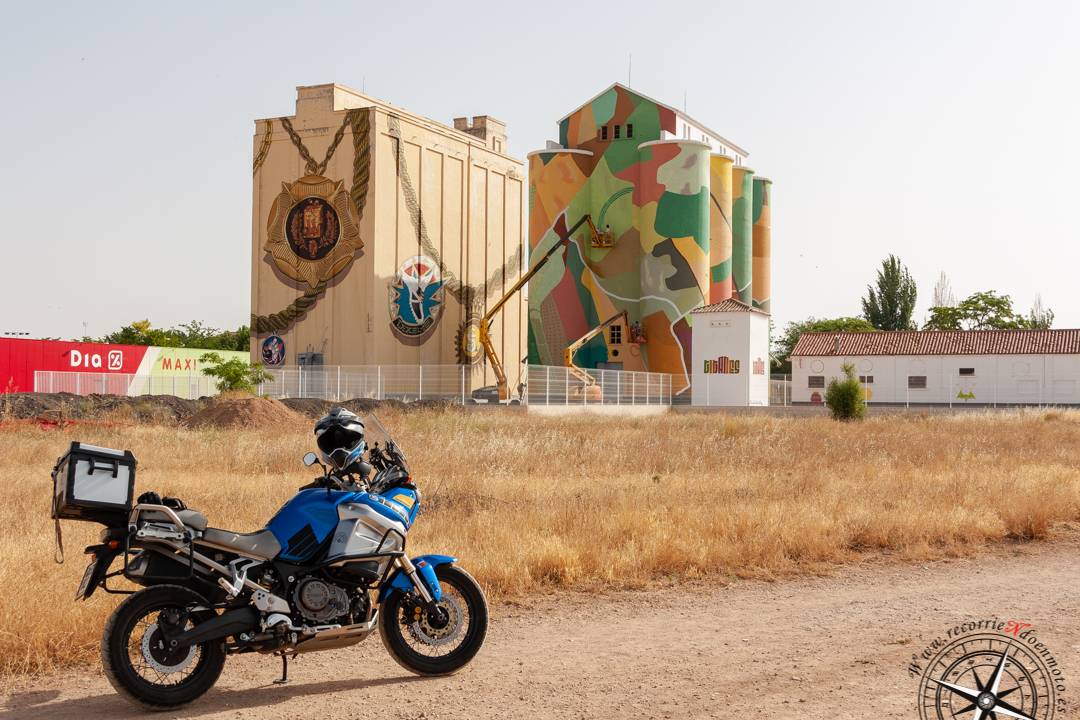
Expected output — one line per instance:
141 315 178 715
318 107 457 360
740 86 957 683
834 337 841 353
452 115 507 154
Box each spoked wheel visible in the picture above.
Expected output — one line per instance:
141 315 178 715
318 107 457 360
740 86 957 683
101 585 226 710
379 564 488 675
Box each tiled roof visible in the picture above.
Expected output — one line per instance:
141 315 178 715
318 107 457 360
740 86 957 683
790 329 1080 357
691 298 770 316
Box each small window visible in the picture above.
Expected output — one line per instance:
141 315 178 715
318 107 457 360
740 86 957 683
610 325 622 344
614 125 621 139
625 123 633 138
908 376 927 389
600 126 608 141
959 368 975 376
808 376 825 388
859 375 874 384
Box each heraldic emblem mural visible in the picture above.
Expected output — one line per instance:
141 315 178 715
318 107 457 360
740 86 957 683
264 176 362 288
251 108 370 335
389 255 446 338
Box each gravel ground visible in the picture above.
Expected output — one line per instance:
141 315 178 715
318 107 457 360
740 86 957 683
3 538 1077 719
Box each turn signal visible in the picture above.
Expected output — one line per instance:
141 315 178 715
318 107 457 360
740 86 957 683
108 540 119 549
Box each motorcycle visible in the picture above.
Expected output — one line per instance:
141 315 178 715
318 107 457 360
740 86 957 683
51 412 487 710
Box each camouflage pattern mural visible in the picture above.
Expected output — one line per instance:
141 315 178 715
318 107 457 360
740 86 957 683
752 177 772 313
708 154 734 303
528 84 772 393
731 166 755 306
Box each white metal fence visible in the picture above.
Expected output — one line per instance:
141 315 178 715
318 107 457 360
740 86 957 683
258 365 507 403
524 365 671 406
257 364 672 406
769 375 792 406
34 365 676 406
35 372 219 399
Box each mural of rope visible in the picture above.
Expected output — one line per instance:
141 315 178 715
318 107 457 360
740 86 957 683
349 109 370 218
387 114 522 310
252 119 273 176
251 281 327 334
252 108 371 335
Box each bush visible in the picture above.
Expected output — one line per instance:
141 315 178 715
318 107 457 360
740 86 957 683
825 362 866 421
199 352 274 393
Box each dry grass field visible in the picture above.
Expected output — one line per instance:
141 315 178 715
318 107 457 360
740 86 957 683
1 407 1079 676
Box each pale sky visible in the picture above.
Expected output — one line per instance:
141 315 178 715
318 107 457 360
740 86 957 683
2 0 1077 341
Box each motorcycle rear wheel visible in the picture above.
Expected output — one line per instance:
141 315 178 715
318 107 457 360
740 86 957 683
379 564 488 675
101 584 226 710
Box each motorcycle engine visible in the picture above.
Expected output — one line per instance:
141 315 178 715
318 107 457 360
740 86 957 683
292 577 351 623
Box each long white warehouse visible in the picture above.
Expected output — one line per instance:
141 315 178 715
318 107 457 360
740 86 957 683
789 329 1080 406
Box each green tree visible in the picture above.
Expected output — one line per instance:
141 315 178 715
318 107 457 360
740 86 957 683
772 317 878 374
99 320 251 351
175 321 251 351
825 361 866 421
923 291 1031 331
1027 293 1054 329
199 352 274 394
861 255 917 330
101 320 181 347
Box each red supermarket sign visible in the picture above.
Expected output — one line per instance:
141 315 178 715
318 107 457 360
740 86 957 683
1 338 150 393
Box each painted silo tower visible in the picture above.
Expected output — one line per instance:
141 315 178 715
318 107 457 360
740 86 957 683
527 83 772 395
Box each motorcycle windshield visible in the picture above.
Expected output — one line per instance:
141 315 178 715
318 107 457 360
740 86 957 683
362 414 410 474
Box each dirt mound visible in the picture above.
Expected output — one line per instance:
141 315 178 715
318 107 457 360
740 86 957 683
0 392 210 424
0 392 83 419
86 394 209 422
181 396 305 430
278 397 459 419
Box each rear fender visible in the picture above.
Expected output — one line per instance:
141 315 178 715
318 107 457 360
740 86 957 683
80 545 121 601
378 554 457 604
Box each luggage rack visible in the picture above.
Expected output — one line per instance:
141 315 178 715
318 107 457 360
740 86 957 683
122 503 196 582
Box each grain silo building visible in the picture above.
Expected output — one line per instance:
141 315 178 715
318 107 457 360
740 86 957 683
250 84 528 383
526 83 773 396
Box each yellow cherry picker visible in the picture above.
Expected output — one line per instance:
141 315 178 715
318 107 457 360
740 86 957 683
471 215 593 403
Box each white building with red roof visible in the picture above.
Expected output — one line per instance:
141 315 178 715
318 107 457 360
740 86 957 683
789 329 1080 406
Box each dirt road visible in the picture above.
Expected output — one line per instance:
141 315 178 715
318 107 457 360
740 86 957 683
4 539 1078 719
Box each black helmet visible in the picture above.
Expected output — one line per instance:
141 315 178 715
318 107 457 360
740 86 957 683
314 407 366 470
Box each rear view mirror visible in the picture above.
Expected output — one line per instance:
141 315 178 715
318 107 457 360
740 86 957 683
303 452 318 467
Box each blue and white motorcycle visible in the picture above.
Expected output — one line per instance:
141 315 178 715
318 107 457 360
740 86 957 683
54 410 487 710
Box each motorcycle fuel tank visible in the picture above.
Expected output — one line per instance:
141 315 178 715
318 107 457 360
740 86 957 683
265 489 356 562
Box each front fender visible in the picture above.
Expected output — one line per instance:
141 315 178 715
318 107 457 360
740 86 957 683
378 554 457 604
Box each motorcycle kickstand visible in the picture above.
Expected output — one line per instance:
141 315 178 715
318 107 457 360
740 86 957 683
273 654 291 685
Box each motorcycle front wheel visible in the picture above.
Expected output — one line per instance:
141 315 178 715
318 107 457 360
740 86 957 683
379 564 488 675
100 584 226 710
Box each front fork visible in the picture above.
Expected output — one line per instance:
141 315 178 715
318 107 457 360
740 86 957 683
396 556 438 611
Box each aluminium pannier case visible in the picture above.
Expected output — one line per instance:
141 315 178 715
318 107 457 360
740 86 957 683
51 442 137 523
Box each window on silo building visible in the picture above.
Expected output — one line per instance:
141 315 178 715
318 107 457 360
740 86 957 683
600 126 608 140
626 123 633 138
614 125 621 139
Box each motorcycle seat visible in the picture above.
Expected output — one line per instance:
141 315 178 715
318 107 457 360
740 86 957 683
199 528 282 560
140 508 208 532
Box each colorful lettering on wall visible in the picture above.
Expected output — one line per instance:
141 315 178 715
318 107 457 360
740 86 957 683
704 356 740 374
161 358 198 371
69 350 122 370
